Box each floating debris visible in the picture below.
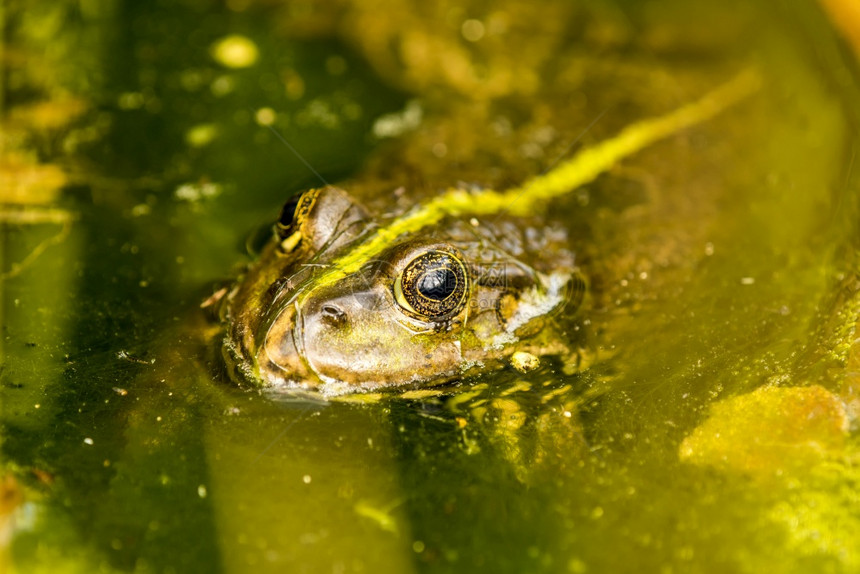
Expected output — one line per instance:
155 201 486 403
254 107 276 126
185 123 218 147
372 100 423 138
117 350 154 365
174 182 223 202
354 500 399 535
510 351 540 373
210 35 259 68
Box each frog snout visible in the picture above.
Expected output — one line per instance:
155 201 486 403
305 290 386 332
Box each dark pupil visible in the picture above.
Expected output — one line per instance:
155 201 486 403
417 268 457 301
278 195 301 227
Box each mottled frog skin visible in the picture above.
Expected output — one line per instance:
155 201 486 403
220 185 585 395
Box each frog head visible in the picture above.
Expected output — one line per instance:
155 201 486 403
221 186 584 395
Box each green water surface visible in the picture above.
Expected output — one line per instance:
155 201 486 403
2 0 860 572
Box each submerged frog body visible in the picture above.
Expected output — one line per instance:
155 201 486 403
221 185 585 395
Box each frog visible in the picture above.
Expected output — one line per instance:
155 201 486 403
218 184 586 396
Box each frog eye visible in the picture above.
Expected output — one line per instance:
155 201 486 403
275 189 320 252
393 250 470 322
276 195 301 234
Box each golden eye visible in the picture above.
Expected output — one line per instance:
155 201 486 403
393 249 470 322
275 188 320 251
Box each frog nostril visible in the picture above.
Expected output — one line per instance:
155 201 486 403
320 304 347 327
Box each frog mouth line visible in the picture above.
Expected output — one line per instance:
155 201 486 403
289 300 314 382
258 296 318 389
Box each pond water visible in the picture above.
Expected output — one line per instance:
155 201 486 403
2 0 860 572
